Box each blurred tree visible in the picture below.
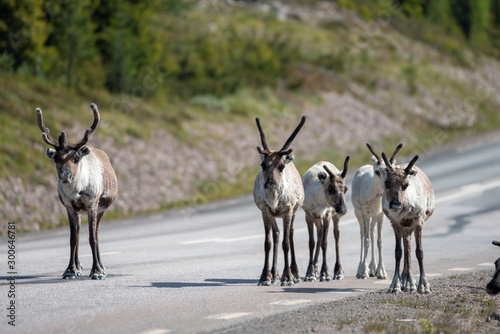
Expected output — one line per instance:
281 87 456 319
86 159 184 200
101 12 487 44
469 0 491 47
43 0 99 88
426 0 451 25
0 0 49 72
94 0 161 94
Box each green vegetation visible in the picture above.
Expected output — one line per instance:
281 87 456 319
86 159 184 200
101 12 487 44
3 0 500 229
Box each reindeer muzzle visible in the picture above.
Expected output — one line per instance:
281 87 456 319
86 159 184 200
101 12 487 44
265 178 276 189
389 201 403 212
59 170 73 184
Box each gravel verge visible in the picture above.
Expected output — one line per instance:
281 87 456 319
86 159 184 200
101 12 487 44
211 270 500 334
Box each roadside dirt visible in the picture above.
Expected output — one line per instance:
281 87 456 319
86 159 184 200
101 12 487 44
212 270 500 334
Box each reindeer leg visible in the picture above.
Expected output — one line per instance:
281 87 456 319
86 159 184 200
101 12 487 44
369 216 377 277
271 217 280 285
281 215 293 286
305 214 317 282
88 203 105 280
313 218 322 279
63 208 82 279
320 214 332 282
289 214 301 284
415 222 431 294
332 214 343 280
401 228 416 292
75 215 83 274
375 214 387 279
355 210 368 279
388 223 402 294
95 212 106 276
259 213 273 286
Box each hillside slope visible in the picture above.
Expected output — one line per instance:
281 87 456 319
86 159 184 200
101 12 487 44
2 1 500 233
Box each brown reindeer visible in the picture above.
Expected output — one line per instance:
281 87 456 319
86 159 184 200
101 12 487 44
380 153 435 294
253 116 306 286
37 103 118 279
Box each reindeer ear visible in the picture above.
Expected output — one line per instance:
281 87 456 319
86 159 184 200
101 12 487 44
378 166 387 179
45 148 56 159
284 152 295 164
79 146 92 157
407 169 417 176
318 172 327 183
374 170 381 176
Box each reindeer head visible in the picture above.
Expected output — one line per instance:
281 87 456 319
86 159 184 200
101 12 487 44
37 103 100 184
255 116 306 190
366 142 403 177
380 152 418 212
317 157 350 215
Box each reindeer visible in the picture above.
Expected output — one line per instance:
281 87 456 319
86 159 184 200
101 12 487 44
352 143 403 280
486 241 500 295
302 157 350 282
253 116 306 286
380 152 435 294
37 103 118 280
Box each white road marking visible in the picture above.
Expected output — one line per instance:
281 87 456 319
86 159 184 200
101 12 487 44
207 312 252 320
449 267 473 271
436 178 500 204
181 238 224 245
181 218 357 245
479 262 495 267
426 273 442 277
138 329 171 334
60 251 122 259
374 280 391 284
270 299 312 306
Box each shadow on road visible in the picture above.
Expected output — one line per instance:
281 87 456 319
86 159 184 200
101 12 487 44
267 287 370 294
144 278 259 288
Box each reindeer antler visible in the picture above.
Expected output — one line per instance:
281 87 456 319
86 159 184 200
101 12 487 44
36 108 59 148
280 116 306 152
74 103 100 151
404 155 419 175
323 164 336 179
390 143 404 164
493 241 500 247
366 142 381 163
381 152 392 171
255 117 271 155
341 156 350 178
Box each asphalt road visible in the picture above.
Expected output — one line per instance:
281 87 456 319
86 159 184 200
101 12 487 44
1 137 500 334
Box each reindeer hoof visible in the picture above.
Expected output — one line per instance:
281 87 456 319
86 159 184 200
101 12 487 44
62 270 80 279
90 273 106 280
281 281 294 287
293 277 302 284
258 281 271 286
306 276 316 282
388 287 401 294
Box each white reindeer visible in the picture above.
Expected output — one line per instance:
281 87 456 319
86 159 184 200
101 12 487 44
253 116 306 286
380 152 435 294
302 157 350 281
37 103 118 280
352 143 403 280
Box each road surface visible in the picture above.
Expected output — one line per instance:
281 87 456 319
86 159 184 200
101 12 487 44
1 137 500 334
